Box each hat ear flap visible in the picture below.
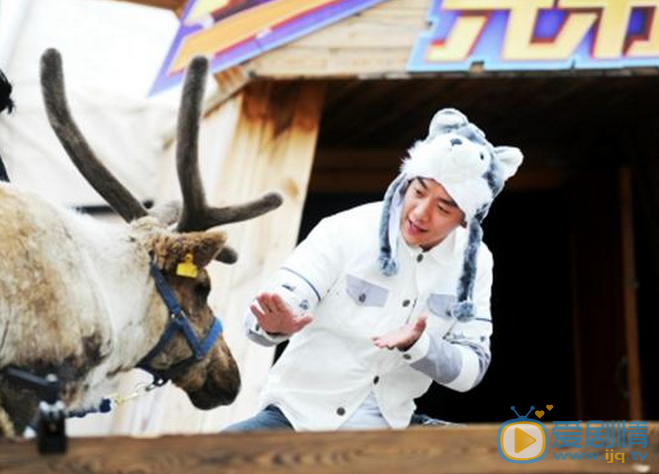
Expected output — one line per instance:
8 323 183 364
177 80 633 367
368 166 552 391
378 173 408 276
452 218 483 322
494 146 523 182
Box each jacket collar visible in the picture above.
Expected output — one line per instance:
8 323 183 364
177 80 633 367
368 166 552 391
400 227 460 264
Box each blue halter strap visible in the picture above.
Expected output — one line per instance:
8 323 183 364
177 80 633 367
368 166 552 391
137 262 223 385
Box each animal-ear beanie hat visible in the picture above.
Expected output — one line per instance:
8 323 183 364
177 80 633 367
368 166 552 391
378 108 523 321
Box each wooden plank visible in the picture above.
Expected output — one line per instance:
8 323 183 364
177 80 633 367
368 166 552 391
248 47 414 80
246 0 430 79
619 168 643 420
0 423 657 473
207 66 251 116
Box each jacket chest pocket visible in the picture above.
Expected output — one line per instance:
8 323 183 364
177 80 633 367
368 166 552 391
427 294 456 321
426 294 457 337
345 274 389 307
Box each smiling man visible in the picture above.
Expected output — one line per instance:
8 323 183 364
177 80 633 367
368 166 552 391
227 108 523 432
400 177 465 250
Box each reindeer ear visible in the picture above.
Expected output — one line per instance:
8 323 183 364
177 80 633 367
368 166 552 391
184 231 227 268
151 231 227 273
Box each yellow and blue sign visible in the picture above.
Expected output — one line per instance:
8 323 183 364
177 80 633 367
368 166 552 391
409 0 659 72
150 0 387 94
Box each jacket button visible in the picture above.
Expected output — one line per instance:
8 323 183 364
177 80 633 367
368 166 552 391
402 299 410 307
373 376 380 384
403 353 411 360
417 254 424 263
337 407 346 416
358 293 366 303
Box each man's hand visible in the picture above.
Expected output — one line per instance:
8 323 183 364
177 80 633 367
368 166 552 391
250 292 313 336
371 315 427 351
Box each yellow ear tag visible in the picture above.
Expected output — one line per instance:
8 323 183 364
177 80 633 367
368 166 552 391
176 253 199 279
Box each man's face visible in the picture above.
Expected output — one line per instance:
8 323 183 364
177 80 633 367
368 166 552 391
400 177 465 250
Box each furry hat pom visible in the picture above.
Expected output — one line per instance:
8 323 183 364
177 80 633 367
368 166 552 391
452 301 475 322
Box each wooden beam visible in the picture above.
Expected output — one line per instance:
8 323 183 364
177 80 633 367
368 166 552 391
619 168 643 420
1 424 657 473
309 167 572 194
246 0 429 79
310 168 396 194
314 148 403 170
207 67 251 117
310 148 573 194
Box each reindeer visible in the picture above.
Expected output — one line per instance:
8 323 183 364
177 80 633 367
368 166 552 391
0 49 282 436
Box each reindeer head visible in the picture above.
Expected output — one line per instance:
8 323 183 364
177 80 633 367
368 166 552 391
146 230 240 407
40 49 282 410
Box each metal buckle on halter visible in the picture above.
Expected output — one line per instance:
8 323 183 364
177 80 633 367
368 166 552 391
171 309 187 320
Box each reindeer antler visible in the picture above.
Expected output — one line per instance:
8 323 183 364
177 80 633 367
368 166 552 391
40 49 281 265
175 56 283 233
40 49 149 222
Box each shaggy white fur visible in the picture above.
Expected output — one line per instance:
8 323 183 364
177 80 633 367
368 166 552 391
0 184 171 415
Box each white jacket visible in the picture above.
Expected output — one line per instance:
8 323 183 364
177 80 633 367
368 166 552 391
244 202 493 431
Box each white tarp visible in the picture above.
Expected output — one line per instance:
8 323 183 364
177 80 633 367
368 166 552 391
0 0 210 207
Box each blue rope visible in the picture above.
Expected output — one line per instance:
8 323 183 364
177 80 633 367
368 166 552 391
139 262 223 374
66 398 112 418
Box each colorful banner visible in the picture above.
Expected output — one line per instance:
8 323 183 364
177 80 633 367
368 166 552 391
150 0 387 94
408 0 659 72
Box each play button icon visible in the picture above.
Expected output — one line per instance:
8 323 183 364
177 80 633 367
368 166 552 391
514 427 536 453
499 420 546 462
498 407 548 463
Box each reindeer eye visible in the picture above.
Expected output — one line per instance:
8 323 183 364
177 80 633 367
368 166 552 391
194 283 211 301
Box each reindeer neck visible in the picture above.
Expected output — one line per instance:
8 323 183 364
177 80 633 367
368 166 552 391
65 214 170 386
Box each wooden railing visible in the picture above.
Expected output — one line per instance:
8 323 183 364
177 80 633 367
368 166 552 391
0 423 657 473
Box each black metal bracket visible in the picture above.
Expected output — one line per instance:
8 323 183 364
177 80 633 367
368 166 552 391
3 367 67 454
